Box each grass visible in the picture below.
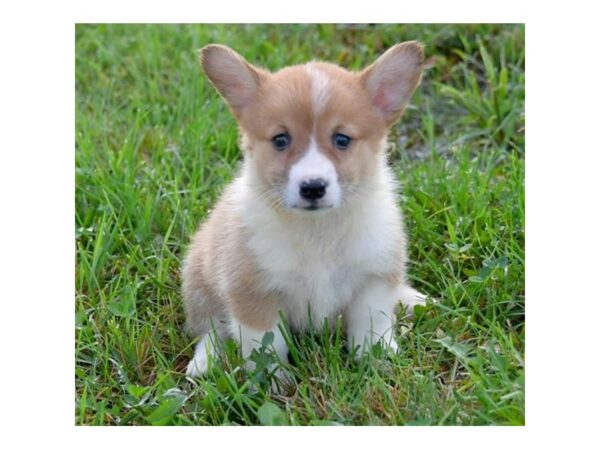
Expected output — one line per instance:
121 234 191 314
75 23 525 425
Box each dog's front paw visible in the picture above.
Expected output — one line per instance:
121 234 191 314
186 336 214 377
398 285 430 314
349 334 400 360
185 352 209 377
386 336 399 354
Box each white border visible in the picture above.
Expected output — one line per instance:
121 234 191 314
2 0 600 447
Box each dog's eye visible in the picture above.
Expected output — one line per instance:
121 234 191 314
333 133 352 150
272 133 291 151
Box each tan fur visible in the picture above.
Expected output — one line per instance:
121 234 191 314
183 42 425 343
182 185 279 333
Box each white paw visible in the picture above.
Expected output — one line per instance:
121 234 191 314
185 353 208 377
398 285 429 313
349 334 400 360
386 337 399 353
185 334 213 377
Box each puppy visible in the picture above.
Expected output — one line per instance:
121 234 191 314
183 42 427 377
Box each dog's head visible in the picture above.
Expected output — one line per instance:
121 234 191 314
199 42 424 212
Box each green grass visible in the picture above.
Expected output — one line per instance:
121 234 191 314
75 24 525 425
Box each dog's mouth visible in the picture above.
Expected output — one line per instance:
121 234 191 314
300 202 334 212
280 198 335 212
280 189 339 212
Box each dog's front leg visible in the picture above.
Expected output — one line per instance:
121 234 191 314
230 318 289 368
229 316 290 393
345 277 404 357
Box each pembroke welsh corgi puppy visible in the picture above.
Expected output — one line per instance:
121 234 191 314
183 42 428 377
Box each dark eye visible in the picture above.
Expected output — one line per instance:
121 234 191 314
272 133 291 151
333 133 352 150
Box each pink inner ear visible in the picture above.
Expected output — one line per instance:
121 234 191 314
372 85 396 117
228 83 251 106
221 77 255 109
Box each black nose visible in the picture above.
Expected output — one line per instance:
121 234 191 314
299 178 328 200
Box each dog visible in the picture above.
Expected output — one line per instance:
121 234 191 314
183 42 428 377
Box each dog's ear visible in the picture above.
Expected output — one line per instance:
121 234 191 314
199 44 267 115
361 41 424 125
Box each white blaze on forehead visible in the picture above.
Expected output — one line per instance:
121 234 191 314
289 138 337 183
305 63 331 116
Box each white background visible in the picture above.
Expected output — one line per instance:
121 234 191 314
1 0 599 447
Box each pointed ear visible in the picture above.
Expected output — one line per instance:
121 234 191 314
361 41 425 124
199 44 267 115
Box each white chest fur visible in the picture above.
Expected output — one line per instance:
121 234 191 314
234 166 403 330
249 224 369 328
